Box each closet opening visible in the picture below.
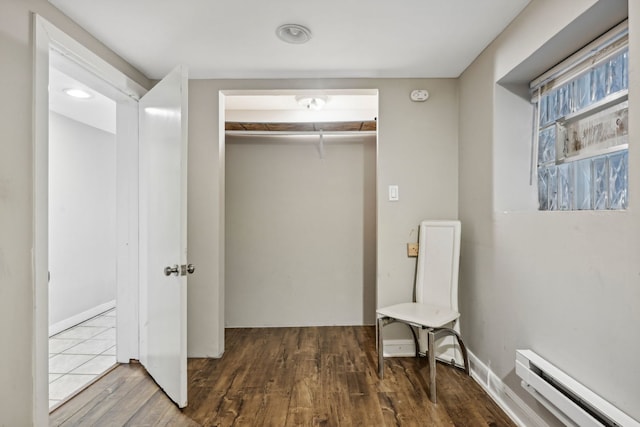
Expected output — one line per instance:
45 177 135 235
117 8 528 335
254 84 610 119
222 89 378 328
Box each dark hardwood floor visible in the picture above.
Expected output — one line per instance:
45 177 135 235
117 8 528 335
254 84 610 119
50 327 516 426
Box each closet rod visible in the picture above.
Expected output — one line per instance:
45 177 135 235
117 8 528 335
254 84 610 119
225 130 377 137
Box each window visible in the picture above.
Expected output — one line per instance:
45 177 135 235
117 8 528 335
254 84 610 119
532 22 629 211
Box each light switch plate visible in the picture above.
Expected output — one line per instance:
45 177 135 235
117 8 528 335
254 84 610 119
388 185 399 201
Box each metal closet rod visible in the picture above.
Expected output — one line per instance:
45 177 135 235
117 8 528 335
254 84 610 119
225 130 377 137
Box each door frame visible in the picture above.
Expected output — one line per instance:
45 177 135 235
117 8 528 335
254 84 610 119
33 15 147 423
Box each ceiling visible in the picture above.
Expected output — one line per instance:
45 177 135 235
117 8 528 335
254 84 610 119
50 67 116 134
50 0 531 80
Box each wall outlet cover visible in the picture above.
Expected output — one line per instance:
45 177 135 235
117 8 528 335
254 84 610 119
407 243 419 257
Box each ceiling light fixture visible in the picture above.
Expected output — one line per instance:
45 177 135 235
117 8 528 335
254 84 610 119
276 24 312 44
296 95 328 110
63 88 92 99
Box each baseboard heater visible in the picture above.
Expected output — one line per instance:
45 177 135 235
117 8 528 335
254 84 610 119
516 350 639 427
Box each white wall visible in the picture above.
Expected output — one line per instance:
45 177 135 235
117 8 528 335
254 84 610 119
187 78 459 357
48 112 116 329
459 0 639 424
225 134 376 327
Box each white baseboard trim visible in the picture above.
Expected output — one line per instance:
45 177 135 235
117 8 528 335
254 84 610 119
49 300 116 337
383 339 416 357
468 350 550 427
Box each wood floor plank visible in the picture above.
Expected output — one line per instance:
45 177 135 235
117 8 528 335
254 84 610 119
50 326 517 427
51 366 146 426
285 362 318 426
89 372 160 426
234 391 290 427
205 391 244 426
315 391 351 426
121 390 177 426
183 389 226 425
348 390 386 425
153 408 200 427
57 375 150 425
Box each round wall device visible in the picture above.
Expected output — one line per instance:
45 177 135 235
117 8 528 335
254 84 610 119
410 89 430 102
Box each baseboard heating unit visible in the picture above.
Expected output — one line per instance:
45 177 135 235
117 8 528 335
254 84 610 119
516 350 639 427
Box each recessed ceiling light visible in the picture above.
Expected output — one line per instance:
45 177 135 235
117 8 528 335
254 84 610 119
276 24 312 44
63 88 92 99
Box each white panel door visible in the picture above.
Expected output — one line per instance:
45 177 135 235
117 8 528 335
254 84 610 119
138 65 189 408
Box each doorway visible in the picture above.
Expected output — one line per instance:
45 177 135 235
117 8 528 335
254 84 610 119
222 90 378 328
34 15 146 423
47 58 119 409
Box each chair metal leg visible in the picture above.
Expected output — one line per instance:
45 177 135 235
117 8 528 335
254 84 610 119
425 327 471 404
432 327 470 375
454 331 470 375
406 324 419 358
377 317 385 379
427 329 436 403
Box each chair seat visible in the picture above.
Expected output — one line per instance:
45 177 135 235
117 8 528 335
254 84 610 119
377 302 460 328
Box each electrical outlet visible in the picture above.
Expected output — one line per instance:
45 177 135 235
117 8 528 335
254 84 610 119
407 243 419 257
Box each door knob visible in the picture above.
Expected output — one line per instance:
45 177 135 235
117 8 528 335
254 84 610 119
187 264 195 274
164 265 179 276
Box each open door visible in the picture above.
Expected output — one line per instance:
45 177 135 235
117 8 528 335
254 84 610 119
138 65 190 407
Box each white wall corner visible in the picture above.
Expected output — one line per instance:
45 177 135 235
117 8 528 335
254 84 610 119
383 339 416 358
468 351 551 427
49 300 116 337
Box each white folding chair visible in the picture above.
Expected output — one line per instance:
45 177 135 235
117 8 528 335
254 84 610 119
376 220 469 403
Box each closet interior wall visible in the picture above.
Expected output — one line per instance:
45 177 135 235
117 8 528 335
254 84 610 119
225 133 377 327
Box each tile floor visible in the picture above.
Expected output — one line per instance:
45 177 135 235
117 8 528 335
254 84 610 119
49 309 117 409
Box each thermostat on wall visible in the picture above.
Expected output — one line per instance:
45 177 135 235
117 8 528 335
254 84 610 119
410 89 430 102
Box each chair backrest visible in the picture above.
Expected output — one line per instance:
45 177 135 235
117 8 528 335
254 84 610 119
415 220 461 312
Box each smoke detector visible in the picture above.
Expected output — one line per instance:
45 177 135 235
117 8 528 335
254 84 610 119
410 89 430 102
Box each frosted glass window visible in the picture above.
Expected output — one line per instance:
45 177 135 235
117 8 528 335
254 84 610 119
593 157 608 210
574 159 592 210
538 168 549 211
547 167 558 211
539 94 548 127
606 52 625 95
558 164 572 211
609 151 628 209
538 127 556 165
547 90 558 124
532 27 628 212
590 64 607 103
622 50 629 89
572 72 591 112
558 85 571 118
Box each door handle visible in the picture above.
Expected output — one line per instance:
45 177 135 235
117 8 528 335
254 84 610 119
166 264 195 276
164 265 179 276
